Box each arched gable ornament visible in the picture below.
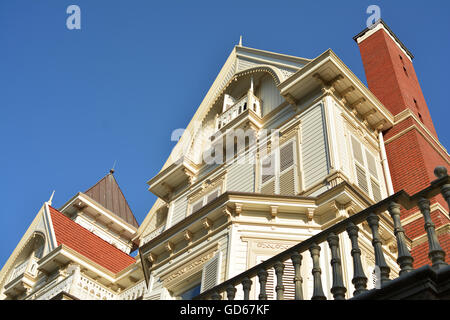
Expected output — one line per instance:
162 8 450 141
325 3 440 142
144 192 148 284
187 65 284 157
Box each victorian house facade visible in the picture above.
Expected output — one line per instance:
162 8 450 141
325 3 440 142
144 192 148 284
0 19 449 300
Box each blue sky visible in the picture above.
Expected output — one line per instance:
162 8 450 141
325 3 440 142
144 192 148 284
0 1 449 265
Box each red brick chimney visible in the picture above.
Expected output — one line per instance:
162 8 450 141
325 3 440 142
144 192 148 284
354 20 437 136
354 20 450 268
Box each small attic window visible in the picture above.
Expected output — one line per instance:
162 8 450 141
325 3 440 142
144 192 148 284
413 98 419 110
403 66 409 77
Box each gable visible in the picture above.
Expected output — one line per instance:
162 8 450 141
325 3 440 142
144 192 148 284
161 45 309 173
0 203 57 293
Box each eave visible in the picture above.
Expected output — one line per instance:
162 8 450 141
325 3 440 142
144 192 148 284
279 49 394 132
59 192 138 241
139 191 318 284
147 156 199 202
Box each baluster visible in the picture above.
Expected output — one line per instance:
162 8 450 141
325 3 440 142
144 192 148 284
309 243 326 300
327 233 347 300
226 285 236 300
291 252 303 300
257 269 268 300
434 166 450 209
367 214 390 285
274 261 285 300
387 202 414 275
210 292 221 300
346 222 368 296
242 277 252 300
417 198 447 270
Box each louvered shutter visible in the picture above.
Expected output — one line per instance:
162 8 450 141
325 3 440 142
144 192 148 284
200 252 221 293
371 179 382 202
191 199 203 214
351 136 364 165
351 137 369 194
207 189 220 204
355 164 369 193
256 257 296 300
365 150 378 179
261 153 275 184
279 141 296 196
261 153 276 195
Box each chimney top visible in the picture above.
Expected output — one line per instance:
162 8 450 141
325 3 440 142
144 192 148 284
353 19 414 60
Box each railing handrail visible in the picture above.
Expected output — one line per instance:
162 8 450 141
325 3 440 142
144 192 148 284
194 172 449 300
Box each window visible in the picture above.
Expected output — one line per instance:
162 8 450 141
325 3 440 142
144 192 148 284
259 140 298 196
200 252 222 293
350 136 382 202
190 188 221 215
179 283 201 300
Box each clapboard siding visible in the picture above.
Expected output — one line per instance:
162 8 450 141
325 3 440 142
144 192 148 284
301 104 330 188
170 196 187 226
257 75 285 116
334 102 351 176
218 235 228 284
226 155 255 193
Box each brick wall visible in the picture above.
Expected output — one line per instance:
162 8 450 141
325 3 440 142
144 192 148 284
357 27 437 137
356 23 449 268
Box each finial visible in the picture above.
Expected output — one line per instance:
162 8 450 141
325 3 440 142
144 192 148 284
238 35 242 47
47 190 55 206
110 160 117 174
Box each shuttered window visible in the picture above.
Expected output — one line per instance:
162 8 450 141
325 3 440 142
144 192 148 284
261 154 275 184
365 150 378 178
207 189 220 203
191 199 203 214
355 163 369 193
280 141 294 171
200 252 222 293
260 140 297 196
256 256 296 300
190 188 221 215
350 135 383 202
371 179 382 202
351 136 364 165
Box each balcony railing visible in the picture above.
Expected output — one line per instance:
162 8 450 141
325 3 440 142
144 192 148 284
215 92 262 131
34 274 75 300
118 280 147 300
194 166 449 300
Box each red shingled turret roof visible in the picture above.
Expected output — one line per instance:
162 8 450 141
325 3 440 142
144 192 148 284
49 206 136 273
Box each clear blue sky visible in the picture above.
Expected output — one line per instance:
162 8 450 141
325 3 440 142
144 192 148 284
0 1 449 266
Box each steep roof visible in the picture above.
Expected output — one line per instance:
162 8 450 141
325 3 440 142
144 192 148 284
84 171 139 228
49 206 136 273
